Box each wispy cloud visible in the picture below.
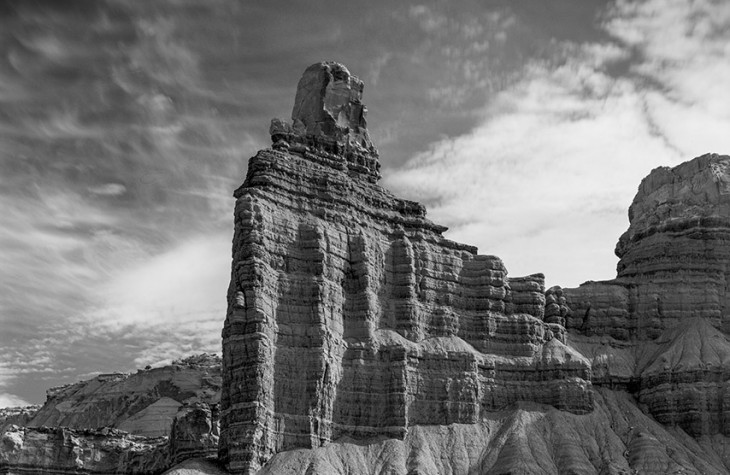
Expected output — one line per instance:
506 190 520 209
0 233 229 403
0 393 32 409
604 0 730 155
0 1 247 403
67 234 230 369
385 0 730 288
90 233 230 328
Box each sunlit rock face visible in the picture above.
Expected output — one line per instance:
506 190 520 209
269 62 380 182
563 154 730 440
219 62 593 475
566 154 730 340
616 155 730 335
291 62 374 151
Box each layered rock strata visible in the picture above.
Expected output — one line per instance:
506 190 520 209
4 63 730 475
0 407 39 433
258 388 730 475
0 406 220 475
0 355 222 475
220 62 593 474
565 155 730 339
0 426 169 474
169 402 220 465
28 353 221 438
563 154 730 440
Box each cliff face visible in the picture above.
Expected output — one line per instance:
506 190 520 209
0 407 39 433
563 154 730 440
258 387 730 475
29 354 221 438
0 426 169 475
567 155 730 340
220 61 593 474
0 355 221 474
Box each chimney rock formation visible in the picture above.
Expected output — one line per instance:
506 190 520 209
220 61 593 474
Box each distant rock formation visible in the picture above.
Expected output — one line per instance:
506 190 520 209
566 155 730 339
563 154 730 440
0 355 221 474
29 353 221 438
0 426 169 474
0 406 40 432
219 61 593 474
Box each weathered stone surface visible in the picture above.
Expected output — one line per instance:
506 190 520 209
170 402 219 466
562 154 730 440
0 406 39 433
28 354 221 438
269 62 380 181
637 317 730 437
566 154 730 340
0 425 168 474
0 355 222 474
162 458 229 475
544 286 568 327
563 281 630 339
291 62 372 150
257 389 730 475
220 63 592 475
616 154 730 337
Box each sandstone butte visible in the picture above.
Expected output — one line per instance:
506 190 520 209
4 62 730 475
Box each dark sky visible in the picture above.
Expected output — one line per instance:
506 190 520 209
2 0 729 406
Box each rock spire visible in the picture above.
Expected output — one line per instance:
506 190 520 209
269 62 380 180
220 62 592 475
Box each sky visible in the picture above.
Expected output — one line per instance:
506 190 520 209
1 0 730 407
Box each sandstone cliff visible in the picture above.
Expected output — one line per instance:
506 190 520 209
220 62 594 474
218 62 730 475
566 155 730 339
563 154 730 442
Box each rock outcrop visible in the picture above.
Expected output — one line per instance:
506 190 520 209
28 353 221 438
0 355 222 474
566 155 730 339
169 402 219 466
563 154 730 440
0 406 39 433
220 62 594 474
269 61 379 181
0 425 169 474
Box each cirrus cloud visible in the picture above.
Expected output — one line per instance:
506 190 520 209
385 0 730 288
